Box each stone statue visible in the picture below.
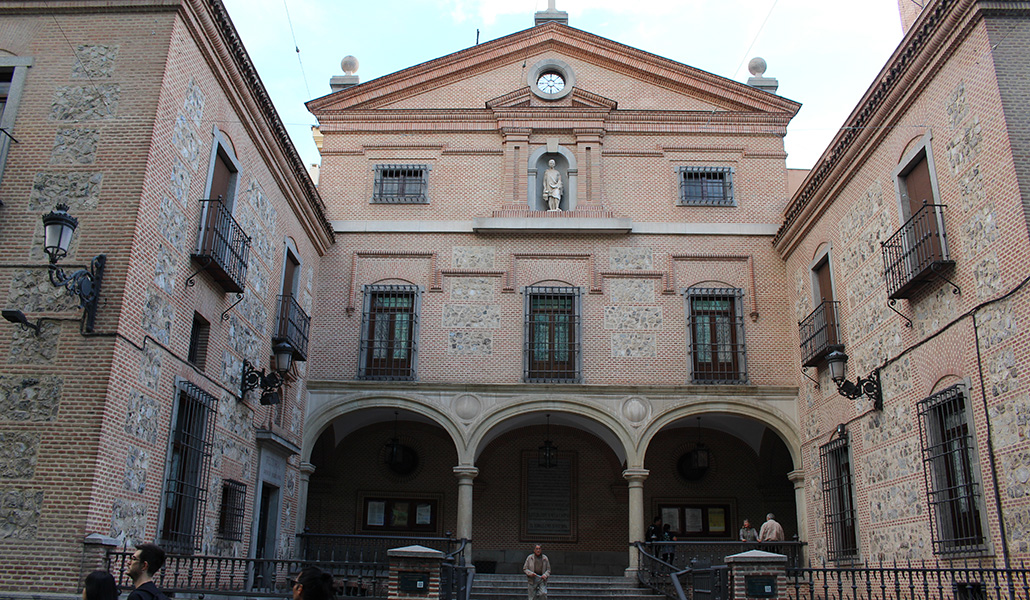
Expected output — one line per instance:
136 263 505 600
542 159 563 211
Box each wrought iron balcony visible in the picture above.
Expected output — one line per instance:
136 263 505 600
882 202 953 300
274 294 310 361
800 300 843 368
191 199 251 293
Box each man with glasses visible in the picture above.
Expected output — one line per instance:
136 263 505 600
126 543 169 600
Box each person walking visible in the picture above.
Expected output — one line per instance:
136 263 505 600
523 544 551 600
83 571 118 600
126 543 169 600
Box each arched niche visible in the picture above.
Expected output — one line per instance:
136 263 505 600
527 145 578 211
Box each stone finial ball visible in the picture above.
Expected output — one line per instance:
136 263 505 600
341 55 359 75
748 57 767 77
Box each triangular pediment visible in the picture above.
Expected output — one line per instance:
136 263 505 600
486 87 617 110
307 22 800 118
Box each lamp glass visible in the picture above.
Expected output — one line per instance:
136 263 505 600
42 213 77 261
826 350 848 382
273 342 293 373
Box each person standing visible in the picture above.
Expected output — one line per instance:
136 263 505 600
739 519 759 543
758 513 785 542
126 543 169 600
645 516 662 545
523 544 550 600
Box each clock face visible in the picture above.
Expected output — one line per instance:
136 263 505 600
537 72 566 94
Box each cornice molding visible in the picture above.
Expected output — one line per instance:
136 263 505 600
196 0 334 247
773 0 976 253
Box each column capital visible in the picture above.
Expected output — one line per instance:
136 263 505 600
300 462 316 476
788 469 805 487
622 468 649 483
453 465 480 480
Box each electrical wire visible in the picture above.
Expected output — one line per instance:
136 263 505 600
282 0 312 98
731 0 780 79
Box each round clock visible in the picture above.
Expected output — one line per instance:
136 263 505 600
537 72 566 94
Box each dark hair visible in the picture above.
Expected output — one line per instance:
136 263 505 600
84 571 118 600
296 566 334 600
652 516 662 523
662 524 671 533
136 543 166 575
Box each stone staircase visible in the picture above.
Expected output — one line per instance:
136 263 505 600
469 573 666 600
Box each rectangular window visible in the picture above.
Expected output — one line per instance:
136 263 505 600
358 285 421 380
820 434 858 562
217 479 247 542
919 384 986 555
0 58 32 198
524 286 581 383
372 164 430 204
187 312 210 370
160 381 217 554
677 166 735 206
686 288 747 383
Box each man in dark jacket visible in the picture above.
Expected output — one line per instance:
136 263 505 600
127 543 170 600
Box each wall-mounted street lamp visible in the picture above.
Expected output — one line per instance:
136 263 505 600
2 309 41 335
825 350 883 410
241 341 294 405
40 204 106 333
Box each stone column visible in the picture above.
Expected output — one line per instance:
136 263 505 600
788 469 807 566
623 467 649 574
453 465 479 558
296 462 316 544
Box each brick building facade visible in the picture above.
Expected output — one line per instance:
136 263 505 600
0 0 332 594
2 0 1030 595
775 0 1030 566
302 6 803 576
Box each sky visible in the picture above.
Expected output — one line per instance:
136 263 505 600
219 0 906 171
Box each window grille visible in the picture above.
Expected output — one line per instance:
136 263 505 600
372 164 430 204
820 434 858 562
523 286 581 383
358 285 421 380
677 166 735 206
160 381 217 554
217 479 247 542
918 385 986 555
685 288 747 383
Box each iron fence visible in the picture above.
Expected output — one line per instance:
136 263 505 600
786 560 1030 600
106 536 470 600
648 540 807 570
106 550 385 598
296 532 461 562
635 542 689 600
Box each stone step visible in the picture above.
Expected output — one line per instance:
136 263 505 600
470 574 664 600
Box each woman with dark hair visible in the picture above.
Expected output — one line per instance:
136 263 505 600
292 566 334 600
83 571 119 600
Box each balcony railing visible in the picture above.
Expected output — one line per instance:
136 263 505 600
882 202 953 300
799 300 843 368
192 198 251 293
274 294 310 361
